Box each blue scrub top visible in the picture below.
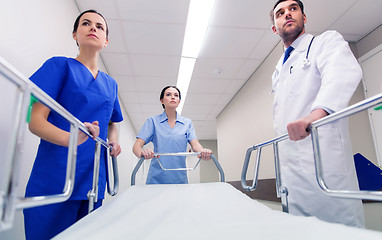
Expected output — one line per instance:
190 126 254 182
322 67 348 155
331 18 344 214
137 111 197 184
25 57 123 200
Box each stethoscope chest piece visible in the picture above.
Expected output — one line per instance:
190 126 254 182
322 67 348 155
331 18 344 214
302 59 311 68
302 36 315 69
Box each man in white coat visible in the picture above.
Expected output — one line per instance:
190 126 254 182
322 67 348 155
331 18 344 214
270 0 365 227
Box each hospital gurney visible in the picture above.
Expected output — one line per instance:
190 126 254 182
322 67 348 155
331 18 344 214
54 182 382 240
0 56 119 231
242 93 382 212
56 150 382 239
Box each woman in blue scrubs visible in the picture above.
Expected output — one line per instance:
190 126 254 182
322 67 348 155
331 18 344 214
23 10 123 240
133 86 212 184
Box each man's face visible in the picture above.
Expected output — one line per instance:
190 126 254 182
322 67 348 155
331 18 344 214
272 0 306 45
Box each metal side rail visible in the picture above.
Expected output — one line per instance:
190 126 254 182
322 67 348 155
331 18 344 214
88 140 120 213
241 93 382 214
131 153 225 186
311 93 382 201
0 57 119 230
106 144 119 197
241 134 290 212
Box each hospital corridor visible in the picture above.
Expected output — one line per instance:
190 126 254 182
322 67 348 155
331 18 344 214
1 0 382 239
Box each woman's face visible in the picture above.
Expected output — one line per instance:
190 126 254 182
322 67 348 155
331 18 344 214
161 87 180 109
73 12 108 50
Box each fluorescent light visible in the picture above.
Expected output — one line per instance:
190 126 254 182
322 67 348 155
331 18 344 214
176 57 196 114
177 0 215 114
182 0 216 58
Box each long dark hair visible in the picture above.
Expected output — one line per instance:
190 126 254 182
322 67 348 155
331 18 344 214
160 86 181 109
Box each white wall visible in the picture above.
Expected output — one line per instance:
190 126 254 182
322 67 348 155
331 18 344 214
217 41 282 181
0 1 137 239
199 140 219 183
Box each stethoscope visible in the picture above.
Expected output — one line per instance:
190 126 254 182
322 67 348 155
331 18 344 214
301 36 315 68
272 36 316 94
288 36 315 74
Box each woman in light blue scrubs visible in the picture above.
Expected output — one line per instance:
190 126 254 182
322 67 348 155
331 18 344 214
23 10 123 240
133 86 212 184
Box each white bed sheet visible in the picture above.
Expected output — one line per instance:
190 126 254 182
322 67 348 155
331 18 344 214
55 182 382 240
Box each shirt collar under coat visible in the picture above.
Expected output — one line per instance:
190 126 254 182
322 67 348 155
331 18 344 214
159 110 186 125
275 33 313 72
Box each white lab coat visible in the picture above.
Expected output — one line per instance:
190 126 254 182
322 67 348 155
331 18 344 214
272 31 365 227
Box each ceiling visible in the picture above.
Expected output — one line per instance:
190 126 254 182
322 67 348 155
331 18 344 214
74 0 382 140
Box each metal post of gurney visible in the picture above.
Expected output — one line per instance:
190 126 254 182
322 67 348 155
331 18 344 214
88 142 101 213
14 91 109 211
17 123 79 210
0 82 32 230
131 153 225 186
311 93 382 201
273 137 289 213
0 56 120 230
241 134 289 212
0 57 83 230
241 93 382 212
106 144 119 196
87 139 119 213
131 157 145 186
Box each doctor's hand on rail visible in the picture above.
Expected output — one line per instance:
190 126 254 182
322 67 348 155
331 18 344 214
287 108 328 141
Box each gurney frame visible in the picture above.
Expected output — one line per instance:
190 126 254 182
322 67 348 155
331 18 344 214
241 93 382 213
131 152 225 185
0 57 118 231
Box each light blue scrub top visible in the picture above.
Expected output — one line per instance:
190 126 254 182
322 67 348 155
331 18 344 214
137 111 197 184
25 57 123 200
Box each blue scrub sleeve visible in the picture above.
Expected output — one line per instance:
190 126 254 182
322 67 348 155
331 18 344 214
137 117 154 144
30 57 66 100
110 86 123 123
186 121 197 142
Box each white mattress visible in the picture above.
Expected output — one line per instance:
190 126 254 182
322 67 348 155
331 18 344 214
55 182 382 240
